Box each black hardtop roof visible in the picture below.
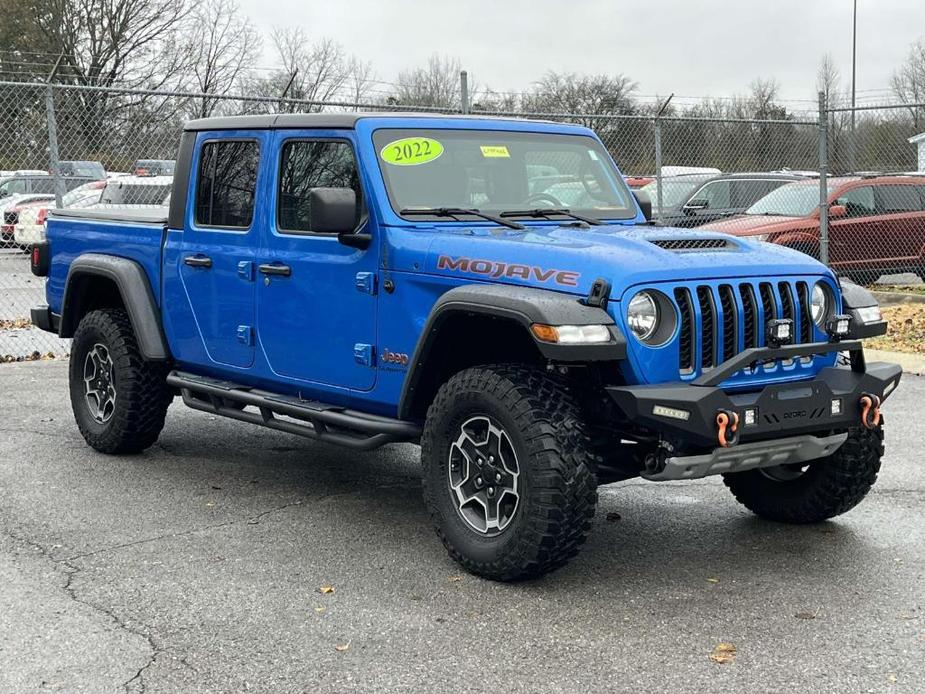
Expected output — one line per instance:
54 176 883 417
183 111 556 132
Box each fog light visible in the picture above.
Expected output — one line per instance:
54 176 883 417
743 408 757 426
826 314 851 339
830 398 842 415
766 318 793 346
652 405 690 421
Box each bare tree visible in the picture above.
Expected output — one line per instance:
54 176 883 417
521 71 638 118
816 52 852 172
393 55 464 109
186 0 262 118
17 0 196 153
30 0 194 89
344 57 376 107
890 38 925 128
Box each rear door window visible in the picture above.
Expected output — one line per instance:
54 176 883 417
195 140 260 229
731 179 775 208
877 184 922 214
31 178 56 194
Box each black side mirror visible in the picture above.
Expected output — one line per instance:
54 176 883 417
307 187 371 249
632 190 652 222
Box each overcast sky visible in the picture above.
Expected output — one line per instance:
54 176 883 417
237 0 923 109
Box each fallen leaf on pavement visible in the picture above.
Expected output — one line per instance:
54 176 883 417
706 577 720 584
335 641 350 652
795 609 820 620
709 643 737 664
448 575 463 583
606 511 621 521
317 584 335 595
314 606 325 614
888 674 898 683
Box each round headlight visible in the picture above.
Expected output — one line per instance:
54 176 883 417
811 282 829 325
627 291 659 341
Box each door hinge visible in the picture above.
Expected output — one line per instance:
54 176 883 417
353 343 375 366
237 325 254 346
237 260 255 281
355 271 377 295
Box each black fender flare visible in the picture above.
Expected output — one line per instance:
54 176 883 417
60 253 170 361
397 284 626 420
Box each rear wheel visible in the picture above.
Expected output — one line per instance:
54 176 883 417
421 365 598 581
722 425 884 523
69 309 172 454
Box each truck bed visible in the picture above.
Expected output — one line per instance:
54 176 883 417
44 208 168 316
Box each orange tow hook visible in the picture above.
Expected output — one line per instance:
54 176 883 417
716 409 740 448
859 393 882 430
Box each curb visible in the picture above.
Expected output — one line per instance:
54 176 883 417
872 290 925 306
865 348 925 376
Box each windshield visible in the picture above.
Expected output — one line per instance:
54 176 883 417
747 182 822 217
60 161 105 178
639 175 712 212
372 129 636 221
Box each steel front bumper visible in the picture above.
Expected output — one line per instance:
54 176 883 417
607 340 902 451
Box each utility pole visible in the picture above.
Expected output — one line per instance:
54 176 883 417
45 52 65 209
460 71 470 114
849 0 857 172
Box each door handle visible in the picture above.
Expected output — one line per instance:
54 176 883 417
258 263 291 277
183 254 212 268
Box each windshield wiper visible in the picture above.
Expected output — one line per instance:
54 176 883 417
400 207 525 230
499 208 603 226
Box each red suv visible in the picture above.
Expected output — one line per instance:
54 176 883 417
702 175 925 284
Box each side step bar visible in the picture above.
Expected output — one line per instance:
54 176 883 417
166 370 421 451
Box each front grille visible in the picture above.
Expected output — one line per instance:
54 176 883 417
3 211 16 225
674 280 815 377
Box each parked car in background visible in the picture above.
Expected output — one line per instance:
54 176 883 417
97 175 173 206
641 172 812 227
0 173 57 198
12 180 108 247
1 193 55 244
132 159 176 177
701 175 925 284
58 160 106 179
0 170 103 199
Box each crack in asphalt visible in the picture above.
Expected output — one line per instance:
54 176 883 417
4 528 161 693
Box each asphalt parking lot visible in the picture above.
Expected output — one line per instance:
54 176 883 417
1 360 923 693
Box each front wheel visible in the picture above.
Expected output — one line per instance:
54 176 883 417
722 425 884 523
69 309 172 454
421 365 598 581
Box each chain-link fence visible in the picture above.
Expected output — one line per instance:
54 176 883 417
2 80 924 360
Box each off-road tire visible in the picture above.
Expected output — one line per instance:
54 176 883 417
421 365 598 581
69 309 171 454
722 425 884 523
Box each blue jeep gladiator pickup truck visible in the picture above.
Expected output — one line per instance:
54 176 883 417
31 113 900 581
